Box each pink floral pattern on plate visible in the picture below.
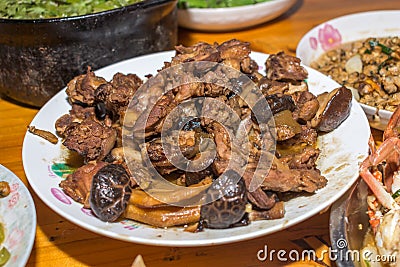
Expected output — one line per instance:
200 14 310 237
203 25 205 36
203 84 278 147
309 36 318 50
318 24 342 51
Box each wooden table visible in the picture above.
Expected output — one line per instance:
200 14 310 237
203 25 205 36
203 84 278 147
0 0 397 266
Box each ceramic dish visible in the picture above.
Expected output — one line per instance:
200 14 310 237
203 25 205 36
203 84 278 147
296 10 400 131
177 0 296 31
0 164 36 267
22 51 370 247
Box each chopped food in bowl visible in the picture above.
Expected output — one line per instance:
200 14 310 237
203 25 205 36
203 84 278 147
296 10 400 130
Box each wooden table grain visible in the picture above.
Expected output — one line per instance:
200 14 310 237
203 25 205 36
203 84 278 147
0 0 397 266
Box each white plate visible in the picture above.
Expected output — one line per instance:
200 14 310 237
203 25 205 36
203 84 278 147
0 164 36 266
296 10 400 131
177 0 296 32
22 51 370 246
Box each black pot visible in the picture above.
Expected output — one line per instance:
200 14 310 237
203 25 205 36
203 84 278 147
0 0 178 107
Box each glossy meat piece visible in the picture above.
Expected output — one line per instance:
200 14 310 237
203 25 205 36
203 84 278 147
265 51 308 82
63 117 117 163
59 161 108 207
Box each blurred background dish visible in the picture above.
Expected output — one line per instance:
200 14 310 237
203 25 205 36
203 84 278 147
177 0 296 32
0 164 36 267
296 10 400 131
329 180 370 267
0 0 178 107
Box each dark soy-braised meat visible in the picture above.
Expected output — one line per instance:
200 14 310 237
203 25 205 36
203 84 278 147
262 166 327 193
55 104 96 137
94 72 143 121
63 117 117 163
66 67 107 106
265 51 308 82
60 161 108 207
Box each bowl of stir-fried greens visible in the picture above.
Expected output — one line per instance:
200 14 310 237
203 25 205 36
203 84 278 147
177 0 296 31
0 0 178 107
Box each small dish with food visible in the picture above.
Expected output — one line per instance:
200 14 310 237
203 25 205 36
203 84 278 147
296 10 400 130
0 164 36 267
177 0 296 31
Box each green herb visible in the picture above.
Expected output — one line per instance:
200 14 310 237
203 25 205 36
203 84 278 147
0 0 143 19
392 188 400 199
178 0 271 8
368 40 393 55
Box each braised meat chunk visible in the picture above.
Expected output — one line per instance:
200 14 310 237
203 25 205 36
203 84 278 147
63 116 117 163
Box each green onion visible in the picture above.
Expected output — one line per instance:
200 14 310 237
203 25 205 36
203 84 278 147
392 188 400 199
368 40 393 55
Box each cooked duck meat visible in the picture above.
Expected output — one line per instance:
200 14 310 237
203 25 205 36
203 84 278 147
262 165 327 193
66 67 107 106
259 77 290 96
292 91 320 122
144 131 199 175
60 161 108 207
265 51 308 82
134 90 178 138
264 94 296 114
63 117 117 163
274 110 302 141
55 104 95 137
172 42 221 65
278 147 321 169
94 72 143 121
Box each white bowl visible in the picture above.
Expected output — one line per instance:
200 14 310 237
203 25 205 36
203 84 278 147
177 0 296 32
296 10 400 131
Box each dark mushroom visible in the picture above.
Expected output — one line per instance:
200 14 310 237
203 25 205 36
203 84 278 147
311 86 352 132
0 181 10 198
89 164 132 222
198 169 248 229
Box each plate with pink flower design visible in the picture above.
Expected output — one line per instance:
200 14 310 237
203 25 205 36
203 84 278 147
0 164 36 267
296 10 400 130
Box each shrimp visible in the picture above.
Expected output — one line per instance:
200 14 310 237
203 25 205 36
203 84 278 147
360 106 400 266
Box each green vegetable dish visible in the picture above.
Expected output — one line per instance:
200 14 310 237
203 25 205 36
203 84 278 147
178 0 271 8
0 0 143 19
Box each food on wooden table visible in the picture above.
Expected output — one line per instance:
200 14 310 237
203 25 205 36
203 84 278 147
359 105 400 266
53 39 352 231
311 37 400 112
0 0 144 19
